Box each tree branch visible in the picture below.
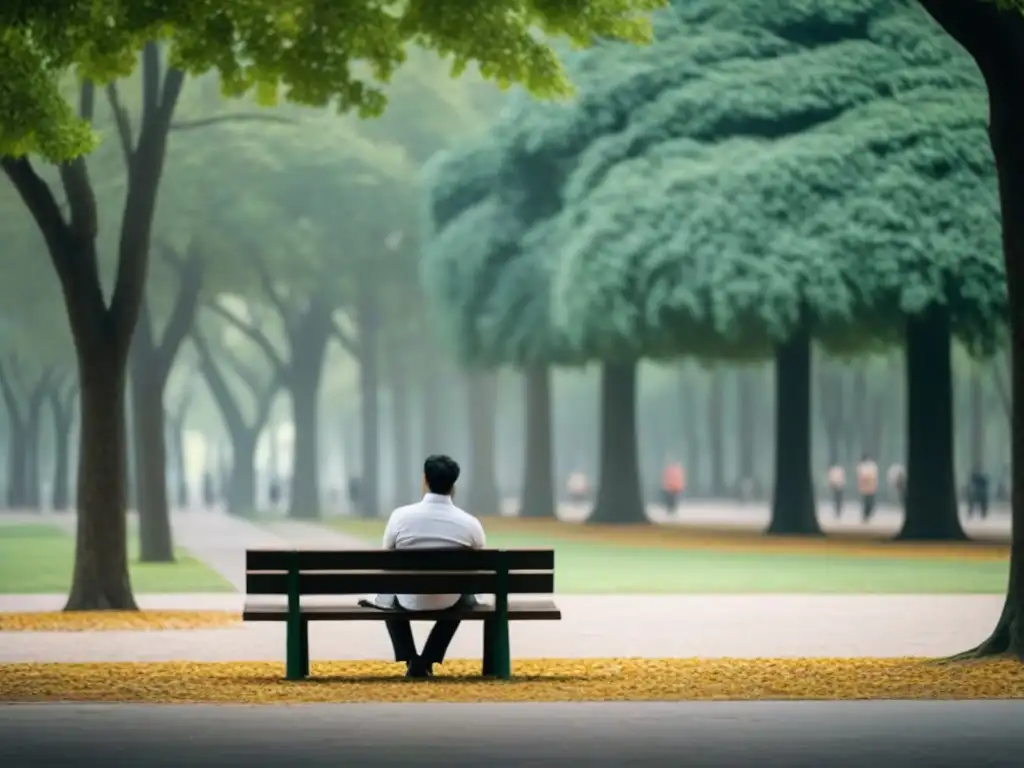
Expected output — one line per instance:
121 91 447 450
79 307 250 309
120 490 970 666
330 314 361 359
254 257 295 328
0 158 73 274
156 241 205 365
0 358 24 427
205 302 287 375
169 113 295 133
191 328 247 438
105 82 135 167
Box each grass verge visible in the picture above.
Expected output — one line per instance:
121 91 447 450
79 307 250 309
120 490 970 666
0 611 240 632
1 658 1021 703
0 524 234 594
323 519 1008 594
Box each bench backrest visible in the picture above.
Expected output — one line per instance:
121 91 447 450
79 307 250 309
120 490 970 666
245 548 555 596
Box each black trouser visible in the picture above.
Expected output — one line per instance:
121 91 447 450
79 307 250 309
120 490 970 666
661 489 679 513
831 488 843 516
862 493 876 522
385 595 476 665
968 493 989 519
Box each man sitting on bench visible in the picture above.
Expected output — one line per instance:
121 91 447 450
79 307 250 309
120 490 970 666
378 454 486 678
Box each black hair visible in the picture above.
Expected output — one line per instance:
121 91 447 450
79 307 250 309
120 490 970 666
424 454 460 495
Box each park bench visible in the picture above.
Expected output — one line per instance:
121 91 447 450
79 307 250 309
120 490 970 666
243 548 560 681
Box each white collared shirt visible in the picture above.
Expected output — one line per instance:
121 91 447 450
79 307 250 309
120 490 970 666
380 493 486 611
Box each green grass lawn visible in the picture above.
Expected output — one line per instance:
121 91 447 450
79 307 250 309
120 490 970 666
0 524 234 594
325 518 1007 595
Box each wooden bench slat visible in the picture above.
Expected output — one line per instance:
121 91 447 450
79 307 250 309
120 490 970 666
245 571 554 596
246 548 554 572
242 599 562 622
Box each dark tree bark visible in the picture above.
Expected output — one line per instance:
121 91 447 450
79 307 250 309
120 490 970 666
899 304 965 541
0 46 199 609
130 246 203 562
387 338 415 507
192 328 278 515
768 329 820 535
817 361 844 466
917 0 1023 657
357 283 381 518
969 368 987 473
48 378 78 511
465 371 501 517
589 362 647 524
707 367 726 497
519 366 555 518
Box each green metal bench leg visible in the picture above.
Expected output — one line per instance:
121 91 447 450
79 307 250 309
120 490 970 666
482 617 495 676
285 551 307 680
491 554 512 680
299 619 310 677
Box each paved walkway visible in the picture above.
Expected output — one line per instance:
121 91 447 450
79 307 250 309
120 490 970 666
0 594 1002 662
2 701 1021 767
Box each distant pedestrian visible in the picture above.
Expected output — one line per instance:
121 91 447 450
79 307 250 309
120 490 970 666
202 471 216 511
661 460 685 514
967 470 990 519
887 462 906 508
269 477 281 509
567 471 589 504
856 454 879 522
827 464 845 517
348 475 361 510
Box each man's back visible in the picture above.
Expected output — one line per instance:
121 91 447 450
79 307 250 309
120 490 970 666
383 493 486 611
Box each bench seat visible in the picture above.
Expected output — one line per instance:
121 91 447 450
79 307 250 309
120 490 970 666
243 599 561 622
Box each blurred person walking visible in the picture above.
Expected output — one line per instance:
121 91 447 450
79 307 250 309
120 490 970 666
661 460 685 514
856 454 879 523
827 464 845 517
967 469 990 519
567 470 589 504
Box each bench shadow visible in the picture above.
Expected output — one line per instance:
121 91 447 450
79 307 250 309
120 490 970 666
234 674 591 685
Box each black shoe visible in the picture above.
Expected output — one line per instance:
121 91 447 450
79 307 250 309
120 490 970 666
405 659 433 679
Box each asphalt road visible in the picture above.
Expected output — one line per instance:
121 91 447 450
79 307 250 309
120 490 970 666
0 700 1021 767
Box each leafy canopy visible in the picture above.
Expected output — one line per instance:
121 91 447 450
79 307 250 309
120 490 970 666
1 0 666 161
421 0 1005 369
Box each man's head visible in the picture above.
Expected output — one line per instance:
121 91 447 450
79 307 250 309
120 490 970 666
423 454 460 496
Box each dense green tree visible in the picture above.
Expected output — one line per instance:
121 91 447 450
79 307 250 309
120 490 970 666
423 0 1005 535
2 1 662 609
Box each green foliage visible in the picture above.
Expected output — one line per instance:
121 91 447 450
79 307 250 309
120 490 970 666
421 0 1007 369
1 0 665 161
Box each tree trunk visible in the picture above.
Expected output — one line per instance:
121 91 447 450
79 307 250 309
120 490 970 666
519 366 555 518
818 363 844 466
465 371 501 517
48 384 75 512
4 425 27 509
227 431 258 514
736 368 757 487
287 362 325 520
130 361 174 562
66 345 137 611
589 362 647 524
970 368 987 473
768 329 820 535
679 370 701 494
388 342 415 507
419 341 443 456
707 367 725 496
358 286 381 518
899 304 965 540
171 416 189 508
24 383 48 510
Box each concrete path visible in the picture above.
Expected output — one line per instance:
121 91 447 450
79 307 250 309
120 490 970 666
1 701 1021 767
0 594 1002 663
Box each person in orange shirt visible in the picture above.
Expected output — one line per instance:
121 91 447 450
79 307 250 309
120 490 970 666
856 453 879 523
661 460 685 514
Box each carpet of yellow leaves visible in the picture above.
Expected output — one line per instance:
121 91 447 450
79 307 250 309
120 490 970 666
0 611 241 632
2 658 1021 703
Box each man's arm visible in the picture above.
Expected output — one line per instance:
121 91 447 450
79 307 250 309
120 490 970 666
472 518 486 549
382 511 400 549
